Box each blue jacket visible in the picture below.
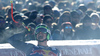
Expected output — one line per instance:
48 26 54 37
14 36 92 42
8 33 60 56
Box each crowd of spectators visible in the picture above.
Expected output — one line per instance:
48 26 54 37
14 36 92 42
0 0 100 43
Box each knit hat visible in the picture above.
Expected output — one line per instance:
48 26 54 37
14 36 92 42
61 22 72 28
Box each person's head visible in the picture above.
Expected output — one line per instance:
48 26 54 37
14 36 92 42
58 1 66 10
53 10 60 22
76 9 84 20
90 13 100 24
43 15 53 28
0 16 5 28
87 2 96 10
86 9 93 16
13 14 23 28
13 11 19 17
78 4 87 13
71 10 80 24
61 22 73 34
43 4 52 15
53 10 60 18
29 10 38 21
60 11 71 22
21 9 29 14
64 1 72 10
82 14 92 27
34 24 51 42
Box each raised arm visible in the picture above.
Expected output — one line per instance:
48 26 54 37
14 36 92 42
8 33 33 55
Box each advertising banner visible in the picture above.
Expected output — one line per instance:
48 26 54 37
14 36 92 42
54 45 100 56
0 49 26 56
0 40 100 56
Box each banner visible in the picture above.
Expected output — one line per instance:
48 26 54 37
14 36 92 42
0 49 26 56
54 45 100 56
0 40 100 56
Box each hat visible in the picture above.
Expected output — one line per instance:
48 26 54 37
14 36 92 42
14 14 23 21
43 4 52 10
43 15 53 23
78 4 87 12
29 10 38 20
61 22 72 28
71 10 79 18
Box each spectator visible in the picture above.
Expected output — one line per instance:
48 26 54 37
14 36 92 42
78 4 87 15
60 22 75 40
10 14 25 35
90 23 100 39
13 11 19 17
52 29 62 40
87 1 96 10
57 1 66 12
75 14 93 39
21 9 29 14
65 1 72 10
71 10 81 29
43 4 54 17
53 10 60 23
58 11 71 26
51 22 59 34
43 15 53 31
76 9 84 20
90 13 100 24
71 0 78 10
29 10 38 25
86 9 94 16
